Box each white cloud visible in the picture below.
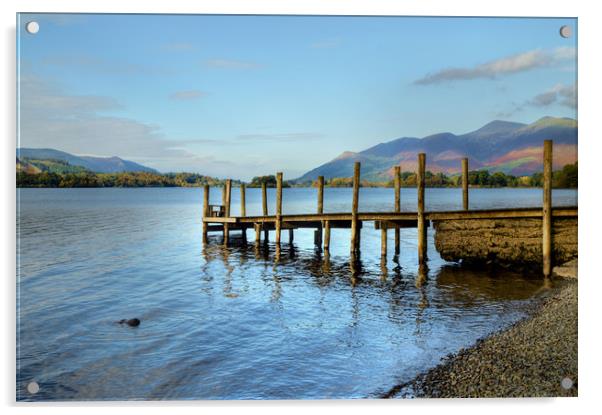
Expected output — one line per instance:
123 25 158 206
414 47 576 85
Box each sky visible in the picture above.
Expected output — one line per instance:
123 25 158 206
17 14 577 180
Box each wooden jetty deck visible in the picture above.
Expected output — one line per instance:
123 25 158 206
202 140 577 277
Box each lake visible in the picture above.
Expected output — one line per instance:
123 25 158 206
16 187 577 400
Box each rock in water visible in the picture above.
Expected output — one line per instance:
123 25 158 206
118 318 141 327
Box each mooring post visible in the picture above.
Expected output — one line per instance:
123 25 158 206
394 165 401 255
202 184 210 243
462 157 469 210
417 153 427 265
324 220 331 253
381 224 388 258
289 229 294 244
315 176 324 247
543 140 553 278
262 182 268 241
224 179 232 245
275 172 283 245
240 183 247 242
350 162 361 253
254 223 261 243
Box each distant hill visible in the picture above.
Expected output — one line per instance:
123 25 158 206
295 116 577 182
16 148 158 174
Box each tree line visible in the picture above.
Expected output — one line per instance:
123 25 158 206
16 171 240 188
16 163 577 189
313 162 578 189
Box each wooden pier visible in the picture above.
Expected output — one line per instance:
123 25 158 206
202 140 577 277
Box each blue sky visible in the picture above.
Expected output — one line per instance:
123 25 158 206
17 14 577 180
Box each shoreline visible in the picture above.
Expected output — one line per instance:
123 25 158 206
384 277 578 398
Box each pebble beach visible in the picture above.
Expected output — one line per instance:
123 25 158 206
385 276 578 398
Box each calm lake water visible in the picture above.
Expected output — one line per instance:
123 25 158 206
16 187 577 400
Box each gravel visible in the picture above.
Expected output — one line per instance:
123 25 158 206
385 280 578 398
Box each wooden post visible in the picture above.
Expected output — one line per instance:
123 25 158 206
202 185 209 243
350 162 360 253
289 229 294 244
262 182 268 241
381 225 387 258
275 172 283 245
417 153 427 265
223 179 232 245
324 220 331 252
240 183 246 217
240 183 247 241
462 157 469 210
254 223 261 243
394 166 401 255
316 176 324 247
543 140 553 278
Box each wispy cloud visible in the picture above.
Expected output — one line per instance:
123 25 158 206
17 75 235 175
530 83 576 108
414 47 576 85
310 38 341 49
496 82 577 117
169 90 205 101
236 132 323 143
42 54 172 76
203 58 262 70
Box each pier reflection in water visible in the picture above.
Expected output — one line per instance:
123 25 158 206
197 227 555 398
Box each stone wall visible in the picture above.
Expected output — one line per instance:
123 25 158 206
433 217 577 269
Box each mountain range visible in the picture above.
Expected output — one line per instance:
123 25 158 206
295 116 577 182
16 148 157 174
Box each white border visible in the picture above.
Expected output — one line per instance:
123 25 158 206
3 1 601 414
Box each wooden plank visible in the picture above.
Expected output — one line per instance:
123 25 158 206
426 207 577 221
202 216 238 223
543 140 553 277
375 220 429 229
394 165 401 255
350 162 360 253
228 206 577 224
462 157 469 210
417 153 426 265
275 172 283 244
